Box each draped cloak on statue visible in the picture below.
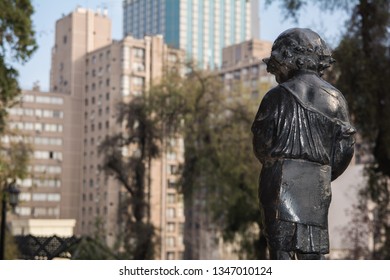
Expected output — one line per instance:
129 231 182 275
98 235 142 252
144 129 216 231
251 70 355 254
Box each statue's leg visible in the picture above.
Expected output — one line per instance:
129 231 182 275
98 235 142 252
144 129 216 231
269 250 294 260
296 253 324 260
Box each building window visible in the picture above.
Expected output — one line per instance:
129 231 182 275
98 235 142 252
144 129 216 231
167 179 176 189
251 79 258 87
132 62 145 72
179 223 184 235
47 207 60 216
16 207 31 216
32 193 47 201
22 95 34 102
35 96 63 104
134 47 145 58
168 165 178 175
167 222 175 233
167 152 176 161
33 207 47 217
168 54 177 62
63 35 67 44
47 194 61 201
251 66 259 75
19 193 31 202
34 151 62 160
166 252 175 260
167 194 176 204
166 208 175 218
132 77 144 87
166 237 175 248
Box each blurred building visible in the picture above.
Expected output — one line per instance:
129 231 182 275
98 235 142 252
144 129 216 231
123 0 259 69
6 7 185 260
220 39 274 101
6 88 78 222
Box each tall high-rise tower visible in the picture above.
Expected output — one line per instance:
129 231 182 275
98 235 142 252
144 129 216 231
123 0 258 69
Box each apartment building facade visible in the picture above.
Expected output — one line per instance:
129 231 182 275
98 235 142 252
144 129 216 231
220 39 274 100
6 88 78 221
49 7 185 258
3 7 186 260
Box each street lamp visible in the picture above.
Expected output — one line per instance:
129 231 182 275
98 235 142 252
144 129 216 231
0 181 20 260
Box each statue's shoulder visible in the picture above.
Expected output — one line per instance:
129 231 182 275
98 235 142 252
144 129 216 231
261 84 292 105
281 73 349 121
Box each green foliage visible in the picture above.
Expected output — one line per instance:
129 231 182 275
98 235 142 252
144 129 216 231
0 131 31 200
332 0 390 259
0 2 35 248
147 64 267 259
0 133 31 260
271 0 390 259
0 228 20 259
100 63 268 259
99 96 157 260
69 217 116 260
0 0 37 133
266 0 353 21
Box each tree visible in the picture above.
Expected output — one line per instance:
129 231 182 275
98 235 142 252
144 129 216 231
0 0 37 133
70 218 118 260
99 64 268 260
268 0 390 259
332 0 390 259
148 65 267 259
207 83 267 259
99 97 159 260
0 0 36 260
0 132 31 259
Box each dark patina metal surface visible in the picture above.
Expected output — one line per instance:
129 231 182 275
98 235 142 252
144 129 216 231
252 28 355 260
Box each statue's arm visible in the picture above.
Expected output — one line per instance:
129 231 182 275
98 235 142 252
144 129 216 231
251 88 281 164
331 96 356 181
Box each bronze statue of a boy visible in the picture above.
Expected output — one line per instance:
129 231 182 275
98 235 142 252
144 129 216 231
252 28 355 260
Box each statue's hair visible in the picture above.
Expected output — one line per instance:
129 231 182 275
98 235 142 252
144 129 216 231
270 28 335 76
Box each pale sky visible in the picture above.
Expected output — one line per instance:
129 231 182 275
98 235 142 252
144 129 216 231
16 0 348 91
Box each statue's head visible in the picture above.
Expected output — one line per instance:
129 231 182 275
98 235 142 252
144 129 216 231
263 28 335 83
